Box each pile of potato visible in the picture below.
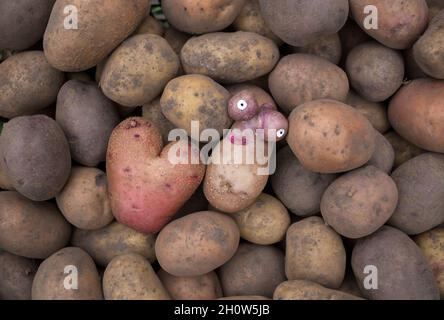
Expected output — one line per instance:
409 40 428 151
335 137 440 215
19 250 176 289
0 0 443 301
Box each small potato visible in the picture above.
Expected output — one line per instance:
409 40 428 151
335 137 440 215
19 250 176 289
155 211 240 277
268 54 349 114
135 15 165 36
162 0 247 34
160 74 232 136
56 80 120 167
103 253 170 300
157 269 223 300
227 84 276 109
56 167 113 230
101 34 180 107
231 193 290 245
349 0 429 49
271 146 337 216
164 27 192 54
292 34 342 65
287 99 376 174
367 131 395 173
321 166 398 239
415 227 444 298
0 192 71 259
181 31 279 84
346 42 405 102
346 91 390 134
338 20 372 60
32 247 103 300
388 153 444 235
0 115 71 201
285 217 346 289
0 251 39 300
71 222 156 267
352 226 440 300
142 98 176 144
384 131 424 168
274 280 363 300
219 243 286 297
0 51 65 118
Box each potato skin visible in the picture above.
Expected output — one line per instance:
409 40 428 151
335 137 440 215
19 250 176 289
162 0 246 34
219 243 285 297
388 153 444 235
384 131 424 168
155 211 240 277
160 74 232 136
135 15 165 36
44 0 151 71
103 253 170 300
268 54 349 114
287 99 376 174
285 217 346 289
0 51 65 119
101 34 179 107
0 115 71 201
350 0 429 50
352 226 440 300
164 27 192 54
274 280 363 300
346 42 404 102
258 0 349 47
32 247 103 300
71 222 156 267
157 270 223 300
321 166 398 239
227 84 277 109
181 31 279 84
389 79 444 153
0 251 39 300
292 33 342 65
142 98 176 144
56 80 119 166
367 131 395 173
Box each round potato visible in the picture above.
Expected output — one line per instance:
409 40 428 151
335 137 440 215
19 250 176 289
103 253 170 300
219 243 285 297
164 27 192 54
271 146 337 216
274 280 363 300
56 80 120 166
135 15 165 36
142 98 176 144
321 166 398 239
0 192 71 259
384 131 424 168
101 34 180 107
181 31 279 84
155 211 240 277
285 217 346 289
346 42 404 102
292 33 342 65
157 269 223 300
268 54 349 114
227 84 276 109
287 99 376 173
43 0 151 71
71 222 156 267
367 131 395 173
0 51 65 119
162 0 246 34
160 74 232 136
258 0 349 47
388 153 444 235
32 247 103 300
0 115 71 201
352 226 440 300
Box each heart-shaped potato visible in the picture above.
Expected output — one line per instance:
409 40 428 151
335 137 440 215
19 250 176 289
107 117 205 234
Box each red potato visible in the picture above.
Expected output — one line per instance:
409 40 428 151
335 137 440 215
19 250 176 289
106 117 205 234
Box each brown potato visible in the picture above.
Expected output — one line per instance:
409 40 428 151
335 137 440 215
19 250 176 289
181 31 279 84
346 42 404 102
388 153 444 235
44 0 151 71
285 217 346 289
292 33 342 65
427 0 444 21
287 99 376 173
367 131 395 173
268 54 349 114
101 34 179 107
71 222 156 267
103 253 170 300
142 98 176 144
135 15 165 36
32 247 103 300
384 131 424 168
274 280 363 300
0 51 65 118
157 269 223 300
219 243 285 297
155 211 240 277
164 27 192 54
162 0 247 34
352 226 440 300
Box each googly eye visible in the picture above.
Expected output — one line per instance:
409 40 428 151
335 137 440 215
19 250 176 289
276 129 286 138
237 100 248 111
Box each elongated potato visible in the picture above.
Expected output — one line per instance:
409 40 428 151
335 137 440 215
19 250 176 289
274 280 363 300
